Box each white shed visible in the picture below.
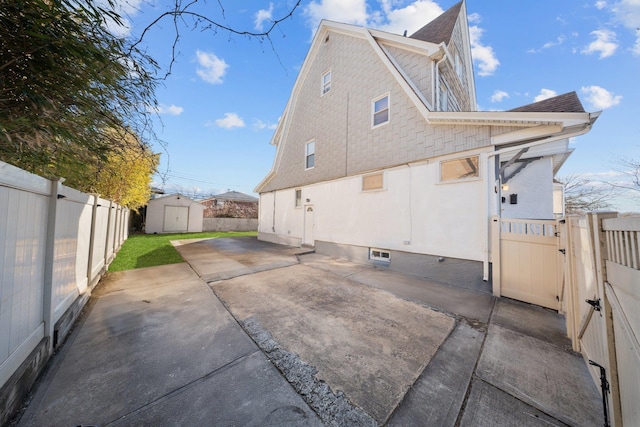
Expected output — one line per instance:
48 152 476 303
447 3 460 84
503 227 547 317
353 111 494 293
145 194 204 234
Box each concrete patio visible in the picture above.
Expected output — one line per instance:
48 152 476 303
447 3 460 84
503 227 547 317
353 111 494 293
15 236 604 426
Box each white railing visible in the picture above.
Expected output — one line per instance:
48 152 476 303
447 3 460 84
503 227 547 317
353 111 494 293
0 160 128 392
500 217 558 237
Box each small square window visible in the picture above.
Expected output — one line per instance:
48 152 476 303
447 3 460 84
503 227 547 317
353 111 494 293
440 156 479 181
295 189 302 207
305 141 315 169
372 94 389 127
362 173 383 191
322 71 331 95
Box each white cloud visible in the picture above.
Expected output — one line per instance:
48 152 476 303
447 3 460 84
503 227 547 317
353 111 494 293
255 3 274 31
582 29 618 58
469 26 500 76
196 50 229 84
543 35 567 49
254 119 278 130
580 85 622 109
99 0 145 37
303 0 368 32
214 113 246 129
153 104 184 116
467 12 481 24
490 90 509 103
376 1 443 35
611 0 640 55
302 0 443 37
534 88 558 102
595 1 608 9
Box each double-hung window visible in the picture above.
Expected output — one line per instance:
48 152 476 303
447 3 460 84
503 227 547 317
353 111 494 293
372 94 389 127
305 141 315 169
322 71 331 95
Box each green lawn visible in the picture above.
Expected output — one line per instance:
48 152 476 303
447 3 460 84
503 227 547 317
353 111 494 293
108 231 257 272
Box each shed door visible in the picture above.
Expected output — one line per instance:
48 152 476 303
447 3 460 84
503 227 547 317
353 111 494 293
164 206 189 232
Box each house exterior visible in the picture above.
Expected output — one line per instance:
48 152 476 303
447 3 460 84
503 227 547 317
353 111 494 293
200 191 259 219
255 0 599 287
145 193 204 234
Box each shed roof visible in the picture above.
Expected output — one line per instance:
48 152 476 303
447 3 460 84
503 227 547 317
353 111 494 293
508 91 585 113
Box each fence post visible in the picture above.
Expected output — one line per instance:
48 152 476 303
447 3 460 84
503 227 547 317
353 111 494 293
42 178 62 353
563 216 580 352
490 216 501 297
591 212 622 426
86 194 99 289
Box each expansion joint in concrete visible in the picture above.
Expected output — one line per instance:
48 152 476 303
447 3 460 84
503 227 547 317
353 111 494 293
101 350 261 427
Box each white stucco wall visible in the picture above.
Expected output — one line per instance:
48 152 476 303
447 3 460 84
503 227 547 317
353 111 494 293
500 158 555 220
146 194 204 234
259 149 489 262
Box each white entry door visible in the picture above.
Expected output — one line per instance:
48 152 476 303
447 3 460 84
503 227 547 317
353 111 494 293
303 205 314 246
164 206 189 232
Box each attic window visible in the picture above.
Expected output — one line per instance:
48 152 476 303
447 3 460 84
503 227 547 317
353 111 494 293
322 70 331 95
440 156 479 182
372 94 390 127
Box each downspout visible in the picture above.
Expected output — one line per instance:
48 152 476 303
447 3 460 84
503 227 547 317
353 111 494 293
434 55 447 111
482 119 596 282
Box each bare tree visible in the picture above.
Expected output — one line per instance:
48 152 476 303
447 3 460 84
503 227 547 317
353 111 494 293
559 174 615 214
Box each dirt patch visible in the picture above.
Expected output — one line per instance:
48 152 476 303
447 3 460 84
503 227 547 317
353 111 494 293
211 264 455 423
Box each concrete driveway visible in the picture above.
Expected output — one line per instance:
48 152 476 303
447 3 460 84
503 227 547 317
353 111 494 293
16 236 604 426
175 236 603 426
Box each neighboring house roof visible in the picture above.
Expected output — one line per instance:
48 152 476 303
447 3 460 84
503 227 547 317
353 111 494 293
147 193 201 205
508 91 586 113
409 0 463 44
203 191 258 203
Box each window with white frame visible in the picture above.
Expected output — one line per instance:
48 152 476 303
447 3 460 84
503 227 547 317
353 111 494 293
372 94 389 127
295 189 302 207
370 248 391 262
305 141 315 169
440 155 479 181
322 70 331 95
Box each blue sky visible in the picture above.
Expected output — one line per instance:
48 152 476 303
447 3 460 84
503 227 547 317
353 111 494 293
119 0 640 212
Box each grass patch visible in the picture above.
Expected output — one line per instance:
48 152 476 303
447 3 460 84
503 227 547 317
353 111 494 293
108 231 257 272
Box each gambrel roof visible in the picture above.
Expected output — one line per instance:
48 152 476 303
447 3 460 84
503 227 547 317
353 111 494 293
255 3 599 194
410 1 463 44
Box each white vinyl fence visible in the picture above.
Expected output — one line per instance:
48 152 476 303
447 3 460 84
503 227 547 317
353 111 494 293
0 160 128 394
562 213 640 427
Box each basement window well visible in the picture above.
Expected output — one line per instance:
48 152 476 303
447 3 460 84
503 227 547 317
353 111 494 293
370 248 391 262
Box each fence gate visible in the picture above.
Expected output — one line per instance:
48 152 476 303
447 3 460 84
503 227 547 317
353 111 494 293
492 217 563 310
